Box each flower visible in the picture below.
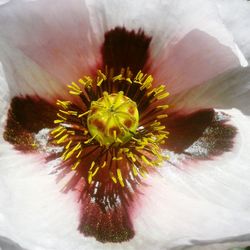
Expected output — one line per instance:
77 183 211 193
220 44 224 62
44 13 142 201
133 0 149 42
1 0 250 250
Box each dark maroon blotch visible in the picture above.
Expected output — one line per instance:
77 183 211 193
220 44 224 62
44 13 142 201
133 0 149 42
166 109 215 153
184 111 237 159
164 109 237 159
4 96 57 151
102 27 152 75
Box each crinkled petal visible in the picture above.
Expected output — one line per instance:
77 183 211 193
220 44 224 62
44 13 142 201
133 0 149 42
86 0 247 93
169 66 250 115
215 0 250 61
0 0 247 97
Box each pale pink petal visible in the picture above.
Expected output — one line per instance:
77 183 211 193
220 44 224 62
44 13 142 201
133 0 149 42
0 0 100 98
0 0 101 81
149 29 241 95
0 39 71 101
169 66 250 115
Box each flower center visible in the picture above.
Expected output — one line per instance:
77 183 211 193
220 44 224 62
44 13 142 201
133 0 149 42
51 69 170 187
87 91 139 147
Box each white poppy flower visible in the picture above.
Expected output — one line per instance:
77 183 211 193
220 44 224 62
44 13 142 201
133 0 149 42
1 1 250 250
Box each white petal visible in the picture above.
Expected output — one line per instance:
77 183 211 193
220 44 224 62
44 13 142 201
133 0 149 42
86 0 238 53
169 66 250 115
0 144 92 250
0 236 25 250
1 110 249 249
0 144 138 250
215 0 250 61
0 62 10 138
1 1 250 249
175 240 250 250
0 0 9 5
134 109 250 249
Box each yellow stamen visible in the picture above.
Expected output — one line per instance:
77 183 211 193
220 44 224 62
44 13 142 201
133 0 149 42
157 104 169 110
92 167 100 177
54 119 65 124
112 156 123 161
141 155 153 166
117 168 125 187
56 134 69 144
65 140 73 149
71 160 81 170
54 128 67 138
156 92 170 100
89 161 96 171
88 172 93 184
156 114 168 119
51 126 63 135
109 172 117 184
100 161 107 168
78 110 91 118
132 165 138 176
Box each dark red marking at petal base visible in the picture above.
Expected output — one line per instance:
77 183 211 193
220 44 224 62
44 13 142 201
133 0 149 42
79 196 134 243
4 96 57 151
166 109 215 153
184 111 237 159
164 109 237 159
102 27 152 75
55 146 140 243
